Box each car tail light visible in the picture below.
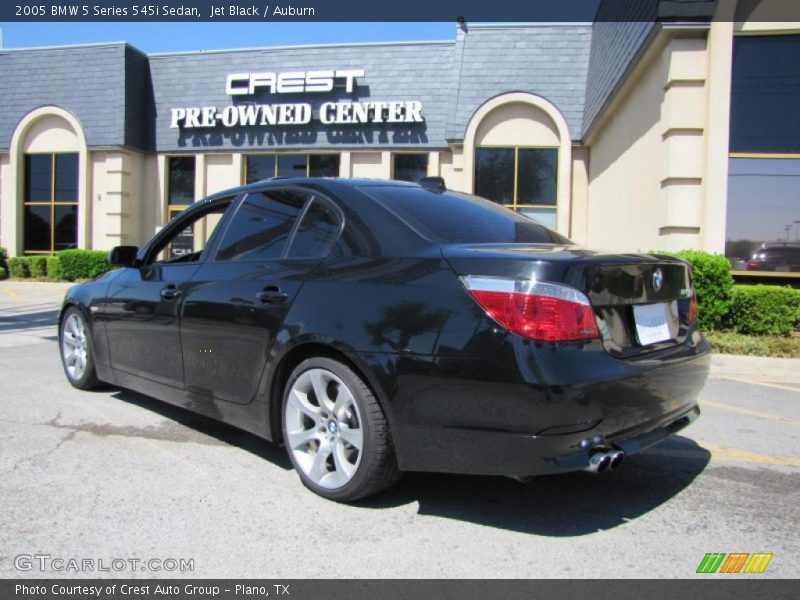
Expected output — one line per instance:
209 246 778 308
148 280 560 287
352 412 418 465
461 276 600 342
686 266 699 324
689 293 699 324
746 259 761 270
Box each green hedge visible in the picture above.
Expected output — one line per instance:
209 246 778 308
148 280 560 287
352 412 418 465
0 246 7 279
672 250 734 332
2 250 112 280
57 249 113 281
28 255 48 278
46 256 62 280
0 266 5 279
7 256 29 278
730 284 800 336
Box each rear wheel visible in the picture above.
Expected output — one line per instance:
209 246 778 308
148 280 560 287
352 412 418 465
282 357 401 502
59 307 101 390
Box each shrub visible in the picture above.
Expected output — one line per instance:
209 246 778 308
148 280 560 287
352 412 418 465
672 250 734 331
7 256 30 278
729 284 800 336
0 246 7 279
57 249 113 281
46 256 63 280
28 255 48 278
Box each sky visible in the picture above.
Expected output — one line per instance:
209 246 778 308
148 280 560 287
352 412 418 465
0 22 459 52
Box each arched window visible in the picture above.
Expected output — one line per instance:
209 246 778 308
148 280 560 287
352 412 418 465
9 107 88 255
463 93 572 234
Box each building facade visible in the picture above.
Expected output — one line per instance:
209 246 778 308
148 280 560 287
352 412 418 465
1 1 798 276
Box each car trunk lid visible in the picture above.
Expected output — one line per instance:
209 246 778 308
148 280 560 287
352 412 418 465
442 243 695 356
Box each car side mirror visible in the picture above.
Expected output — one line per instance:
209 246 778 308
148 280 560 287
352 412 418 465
108 246 139 268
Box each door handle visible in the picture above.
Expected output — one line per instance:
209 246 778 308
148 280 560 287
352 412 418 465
160 285 182 300
256 286 288 304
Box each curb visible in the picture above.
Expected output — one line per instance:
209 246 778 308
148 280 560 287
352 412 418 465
710 353 800 383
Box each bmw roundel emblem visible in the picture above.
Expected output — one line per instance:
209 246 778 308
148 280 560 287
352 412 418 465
653 268 664 292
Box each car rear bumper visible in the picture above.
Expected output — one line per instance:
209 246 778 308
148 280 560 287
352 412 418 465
389 333 710 477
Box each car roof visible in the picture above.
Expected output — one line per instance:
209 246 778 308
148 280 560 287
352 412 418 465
198 177 420 206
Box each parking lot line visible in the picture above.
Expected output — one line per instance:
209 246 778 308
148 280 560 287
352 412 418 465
650 441 800 467
0 285 24 302
700 399 800 427
699 441 800 467
716 376 800 395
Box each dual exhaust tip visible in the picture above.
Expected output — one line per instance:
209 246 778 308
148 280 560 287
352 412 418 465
584 449 625 473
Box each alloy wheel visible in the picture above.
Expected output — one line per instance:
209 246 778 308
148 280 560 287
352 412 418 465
61 313 89 381
284 368 364 489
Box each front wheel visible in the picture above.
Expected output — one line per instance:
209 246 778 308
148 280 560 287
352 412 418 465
282 357 401 502
59 307 101 390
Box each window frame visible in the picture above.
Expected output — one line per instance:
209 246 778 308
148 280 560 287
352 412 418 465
22 151 79 255
727 31 800 279
283 194 345 260
243 152 341 184
474 144 559 210
210 186 344 264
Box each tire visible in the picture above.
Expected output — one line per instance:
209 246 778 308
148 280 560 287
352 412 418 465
59 306 101 390
282 357 401 502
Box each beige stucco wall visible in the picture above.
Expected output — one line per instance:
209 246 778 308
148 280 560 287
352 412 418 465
585 7 800 255
587 44 667 252
569 147 590 245
22 115 79 153
91 151 147 250
587 30 716 253
474 103 561 147
204 153 242 194
0 154 9 253
350 152 391 179
140 155 161 242
438 149 462 192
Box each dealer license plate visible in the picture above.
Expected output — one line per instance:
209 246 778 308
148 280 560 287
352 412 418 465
633 303 671 346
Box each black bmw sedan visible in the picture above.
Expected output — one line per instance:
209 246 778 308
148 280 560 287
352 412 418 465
58 177 709 501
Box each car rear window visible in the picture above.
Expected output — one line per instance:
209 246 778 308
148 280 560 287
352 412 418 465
216 190 307 261
764 247 800 257
362 185 572 245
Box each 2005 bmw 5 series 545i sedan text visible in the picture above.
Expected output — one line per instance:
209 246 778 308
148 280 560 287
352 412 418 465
58 177 709 501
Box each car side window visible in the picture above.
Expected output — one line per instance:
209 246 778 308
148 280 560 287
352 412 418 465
215 190 307 261
285 198 342 259
151 201 233 265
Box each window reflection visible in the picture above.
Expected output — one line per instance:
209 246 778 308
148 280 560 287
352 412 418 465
393 153 429 182
168 157 195 205
245 154 340 183
23 152 79 253
726 158 800 272
474 146 558 227
730 35 800 154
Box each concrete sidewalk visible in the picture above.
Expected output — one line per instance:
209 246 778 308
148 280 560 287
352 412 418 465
710 353 800 383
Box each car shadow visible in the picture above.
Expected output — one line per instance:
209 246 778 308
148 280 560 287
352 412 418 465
0 307 60 332
107 387 292 470
102 386 709 535
358 435 710 536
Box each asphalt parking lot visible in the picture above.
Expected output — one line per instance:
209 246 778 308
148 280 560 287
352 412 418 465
1 281 798 579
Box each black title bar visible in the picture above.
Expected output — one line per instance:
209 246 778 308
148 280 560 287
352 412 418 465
1 0 799 23
2 579 799 600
